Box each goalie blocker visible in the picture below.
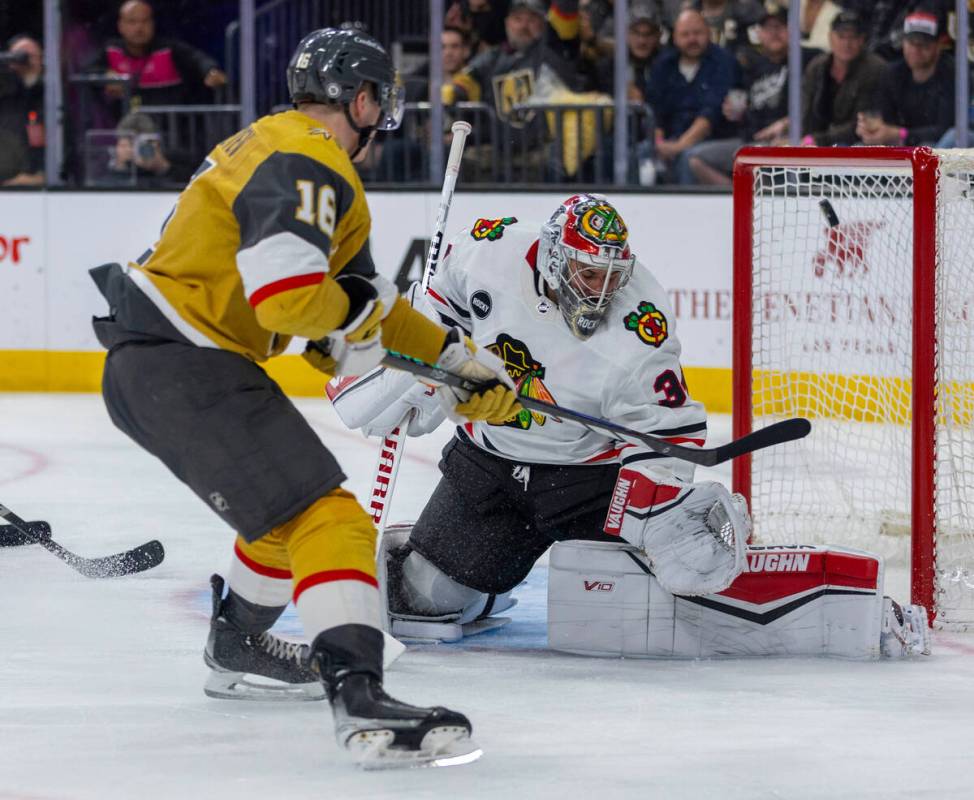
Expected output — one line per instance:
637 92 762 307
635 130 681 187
548 541 930 660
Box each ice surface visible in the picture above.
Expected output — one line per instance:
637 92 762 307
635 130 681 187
1 394 972 799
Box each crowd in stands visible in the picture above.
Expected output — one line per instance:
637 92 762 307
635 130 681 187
0 0 971 187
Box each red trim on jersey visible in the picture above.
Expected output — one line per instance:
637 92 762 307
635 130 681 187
248 272 325 307
427 287 450 308
524 239 540 270
293 569 378 601
719 551 879 605
463 421 474 437
584 446 626 463
665 436 707 447
325 375 358 402
233 542 292 580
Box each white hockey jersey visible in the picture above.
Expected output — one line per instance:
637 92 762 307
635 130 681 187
329 217 707 475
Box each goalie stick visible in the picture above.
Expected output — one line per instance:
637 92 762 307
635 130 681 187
361 122 472 661
381 351 811 467
0 503 165 578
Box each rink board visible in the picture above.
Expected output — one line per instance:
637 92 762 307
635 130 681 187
0 190 734 409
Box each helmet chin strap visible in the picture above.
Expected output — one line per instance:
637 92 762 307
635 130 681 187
343 104 379 160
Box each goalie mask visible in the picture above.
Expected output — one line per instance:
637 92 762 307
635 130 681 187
537 194 635 340
286 28 405 157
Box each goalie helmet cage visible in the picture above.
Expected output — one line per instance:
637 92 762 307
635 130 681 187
732 146 974 629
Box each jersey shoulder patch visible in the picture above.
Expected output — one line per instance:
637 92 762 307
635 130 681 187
470 216 519 241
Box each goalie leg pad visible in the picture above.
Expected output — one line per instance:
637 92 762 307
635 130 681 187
548 541 896 659
382 524 516 643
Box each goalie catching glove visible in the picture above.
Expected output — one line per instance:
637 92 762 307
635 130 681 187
603 462 749 596
433 327 522 424
303 274 397 377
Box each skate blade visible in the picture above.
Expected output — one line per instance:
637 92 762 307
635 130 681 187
348 727 483 770
204 670 325 702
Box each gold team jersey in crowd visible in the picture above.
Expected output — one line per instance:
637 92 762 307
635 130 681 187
126 109 445 364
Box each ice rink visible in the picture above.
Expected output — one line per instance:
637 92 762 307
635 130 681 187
2 392 973 800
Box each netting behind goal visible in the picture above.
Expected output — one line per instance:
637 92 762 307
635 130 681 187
732 147 974 628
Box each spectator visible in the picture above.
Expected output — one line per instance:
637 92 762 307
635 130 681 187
446 0 512 53
690 0 765 56
647 8 738 184
442 0 581 121
801 11 885 146
94 111 195 188
0 34 44 186
857 9 953 146
801 0 843 52
405 26 474 102
845 0 951 62
583 3 663 101
688 1 817 185
86 0 227 111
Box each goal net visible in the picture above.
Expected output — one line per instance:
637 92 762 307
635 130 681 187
732 146 974 629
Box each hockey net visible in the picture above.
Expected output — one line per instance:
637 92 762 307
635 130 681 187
732 147 974 628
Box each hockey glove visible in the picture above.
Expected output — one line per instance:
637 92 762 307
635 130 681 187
603 463 749 596
303 274 385 377
434 327 522 424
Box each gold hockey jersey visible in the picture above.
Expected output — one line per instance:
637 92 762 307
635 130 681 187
127 109 445 364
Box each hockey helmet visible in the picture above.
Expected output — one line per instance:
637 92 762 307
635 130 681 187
286 28 404 132
537 194 635 340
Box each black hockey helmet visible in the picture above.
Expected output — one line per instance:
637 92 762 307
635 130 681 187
286 28 404 132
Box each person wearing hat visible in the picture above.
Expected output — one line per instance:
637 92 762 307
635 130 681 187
800 10 886 146
581 3 663 100
688 1 816 184
442 0 581 114
857 9 953 146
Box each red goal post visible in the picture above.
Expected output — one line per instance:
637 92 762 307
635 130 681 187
731 146 974 628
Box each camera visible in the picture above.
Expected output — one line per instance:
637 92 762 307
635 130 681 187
0 50 30 66
135 133 160 161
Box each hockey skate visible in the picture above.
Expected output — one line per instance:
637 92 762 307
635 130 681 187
203 574 325 701
383 527 514 643
325 669 481 769
880 597 931 658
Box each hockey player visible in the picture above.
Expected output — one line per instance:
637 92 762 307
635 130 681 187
89 28 520 768
330 194 930 660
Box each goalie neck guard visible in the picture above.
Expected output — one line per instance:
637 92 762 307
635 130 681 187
536 194 635 340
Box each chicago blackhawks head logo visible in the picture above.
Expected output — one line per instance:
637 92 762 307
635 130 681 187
485 333 558 430
569 196 628 249
624 301 668 347
471 217 518 241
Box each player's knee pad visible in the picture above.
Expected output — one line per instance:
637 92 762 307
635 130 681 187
277 488 382 636
280 488 378 581
548 541 895 660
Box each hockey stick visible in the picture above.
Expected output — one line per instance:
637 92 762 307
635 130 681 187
369 411 412 666
0 503 165 578
0 520 47 546
381 351 811 468
421 120 472 294
358 123 473 661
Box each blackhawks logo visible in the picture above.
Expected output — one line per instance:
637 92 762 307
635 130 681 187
486 333 558 430
471 217 518 241
571 196 628 249
624 301 668 347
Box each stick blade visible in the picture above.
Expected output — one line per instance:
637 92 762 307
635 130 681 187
714 417 812 465
75 539 166 579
